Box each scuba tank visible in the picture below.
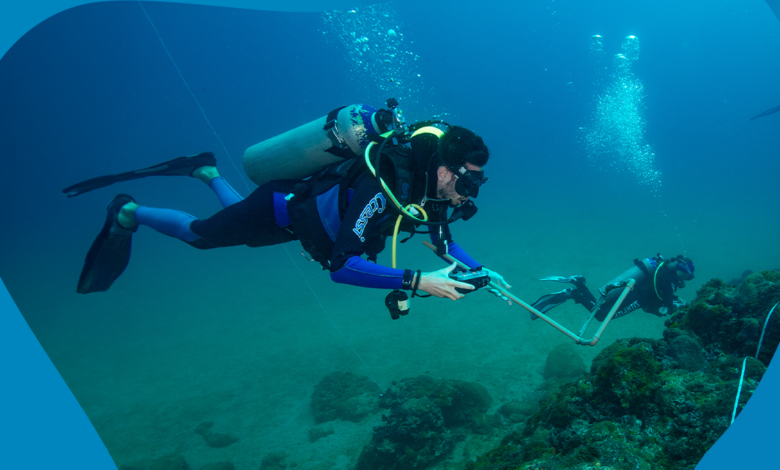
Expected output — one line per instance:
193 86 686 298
598 257 657 304
243 103 394 187
598 253 692 304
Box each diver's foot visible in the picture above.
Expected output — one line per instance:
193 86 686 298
117 201 139 230
191 165 220 184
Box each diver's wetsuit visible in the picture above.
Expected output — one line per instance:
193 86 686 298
532 266 679 322
133 137 481 290
569 278 676 321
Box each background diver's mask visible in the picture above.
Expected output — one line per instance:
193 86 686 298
668 257 695 288
448 165 488 198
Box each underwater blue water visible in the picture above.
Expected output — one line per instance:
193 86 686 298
1 0 779 468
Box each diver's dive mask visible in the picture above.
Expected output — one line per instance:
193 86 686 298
448 165 488 198
669 256 695 288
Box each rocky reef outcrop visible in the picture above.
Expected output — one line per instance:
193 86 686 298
464 271 779 470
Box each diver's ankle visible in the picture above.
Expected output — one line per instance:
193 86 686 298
192 166 220 184
117 202 139 229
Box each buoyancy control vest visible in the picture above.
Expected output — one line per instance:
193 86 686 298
599 254 676 310
285 125 447 270
285 158 367 270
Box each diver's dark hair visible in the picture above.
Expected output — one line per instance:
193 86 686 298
438 126 490 168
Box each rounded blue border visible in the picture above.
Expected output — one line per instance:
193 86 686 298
0 1 358 59
1 1 778 468
1 277 117 467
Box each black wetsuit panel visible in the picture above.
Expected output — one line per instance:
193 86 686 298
574 279 673 321
188 180 298 249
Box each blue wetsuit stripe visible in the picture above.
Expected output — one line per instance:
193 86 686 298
135 206 200 242
429 228 481 268
209 176 243 208
273 192 291 228
330 256 404 289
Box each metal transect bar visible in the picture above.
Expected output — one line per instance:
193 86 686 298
423 240 635 346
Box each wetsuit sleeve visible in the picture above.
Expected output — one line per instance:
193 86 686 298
330 256 406 289
428 222 481 269
329 174 406 289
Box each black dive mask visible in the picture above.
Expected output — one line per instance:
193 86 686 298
669 256 695 288
449 165 488 198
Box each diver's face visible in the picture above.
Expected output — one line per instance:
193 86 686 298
436 162 484 207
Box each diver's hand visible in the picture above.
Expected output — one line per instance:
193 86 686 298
483 268 511 289
487 288 513 306
417 262 474 301
483 268 512 306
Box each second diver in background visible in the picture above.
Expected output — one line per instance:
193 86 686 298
529 255 695 322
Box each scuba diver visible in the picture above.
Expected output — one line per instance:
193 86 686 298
528 254 695 322
64 100 512 308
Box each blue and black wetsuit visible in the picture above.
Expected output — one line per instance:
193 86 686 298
132 143 480 290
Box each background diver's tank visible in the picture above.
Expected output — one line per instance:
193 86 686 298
243 103 388 187
598 257 655 304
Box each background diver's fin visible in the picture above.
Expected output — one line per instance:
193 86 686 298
539 275 585 284
62 151 216 197
750 104 780 121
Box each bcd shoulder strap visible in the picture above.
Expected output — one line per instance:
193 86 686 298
286 159 362 270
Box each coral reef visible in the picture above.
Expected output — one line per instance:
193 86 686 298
464 271 779 470
311 371 381 423
680 272 780 364
498 401 537 424
354 375 499 470
119 273 778 470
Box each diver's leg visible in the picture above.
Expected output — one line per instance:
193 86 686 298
530 275 602 321
191 166 243 208
187 179 299 248
594 291 641 322
570 282 599 311
117 201 202 243
111 179 297 253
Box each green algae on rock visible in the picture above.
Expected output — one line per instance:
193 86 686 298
465 271 779 470
354 375 499 470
